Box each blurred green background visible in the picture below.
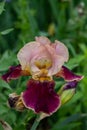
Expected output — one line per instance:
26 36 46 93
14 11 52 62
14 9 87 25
0 0 87 130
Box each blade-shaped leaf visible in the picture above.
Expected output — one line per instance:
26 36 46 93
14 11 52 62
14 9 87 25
51 113 87 130
1 28 14 35
0 1 5 15
0 78 11 90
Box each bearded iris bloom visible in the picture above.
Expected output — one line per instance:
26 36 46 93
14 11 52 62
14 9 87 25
2 36 83 116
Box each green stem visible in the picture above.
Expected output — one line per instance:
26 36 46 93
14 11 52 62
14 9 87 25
30 116 40 130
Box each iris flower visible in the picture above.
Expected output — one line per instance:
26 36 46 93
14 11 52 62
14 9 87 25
2 36 83 117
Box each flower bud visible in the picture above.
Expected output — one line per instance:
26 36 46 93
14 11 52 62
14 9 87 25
58 81 77 105
8 93 25 111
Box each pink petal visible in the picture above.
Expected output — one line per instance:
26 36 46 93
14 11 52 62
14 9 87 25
35 36 51 45
17 41 52 74
48 55 65 76
44 44 66 76
52 40 69 62
17 42 41 70
17 37 69 77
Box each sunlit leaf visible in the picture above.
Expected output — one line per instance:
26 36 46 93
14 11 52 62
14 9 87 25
1 28 14 35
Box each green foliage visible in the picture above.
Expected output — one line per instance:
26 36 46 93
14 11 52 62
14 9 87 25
0 0 87 130
0 1 5 15
0 28 14 35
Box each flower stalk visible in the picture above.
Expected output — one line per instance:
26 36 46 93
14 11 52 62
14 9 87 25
30 115 41 130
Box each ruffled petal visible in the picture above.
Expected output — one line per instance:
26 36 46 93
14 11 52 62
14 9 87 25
35 36 51 45
48 55 65 76
2 65 22 82
52 40 69 62
17 37 69 77
22 79 61 115
44 44 66 76
17 41 52 74
55 66 84 81
17 42 41 71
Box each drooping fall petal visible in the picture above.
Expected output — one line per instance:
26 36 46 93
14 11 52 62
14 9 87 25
22 79 61 115
55 66 84 81
2 65 22 82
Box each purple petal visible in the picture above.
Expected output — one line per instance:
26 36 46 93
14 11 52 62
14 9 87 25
63 81 78 91
22 79 61 115
55 66 84 81
2 65 22 82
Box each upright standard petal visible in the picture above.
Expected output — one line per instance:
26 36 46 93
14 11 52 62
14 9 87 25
22 79 61 115
52 40 69 62
17 41 52 75
44 44 66 76
2 65 22 82
17 42 41 71
55 66 84 81
17 37 69 77
35 36 51 45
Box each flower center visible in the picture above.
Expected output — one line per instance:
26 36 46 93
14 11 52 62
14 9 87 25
32 69 52 82
31 59 52 81
35 58 52 69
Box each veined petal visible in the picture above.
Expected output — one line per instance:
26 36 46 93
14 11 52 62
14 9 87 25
2 65 22 82
55 66 84 81
22 79 61 115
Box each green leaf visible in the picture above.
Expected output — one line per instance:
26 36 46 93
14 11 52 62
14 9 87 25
0 78 11 90
66 55 85 69
1 28 14 35
0 106 8 115
0 51 16 71
51 113 87 130
0 1 5 15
